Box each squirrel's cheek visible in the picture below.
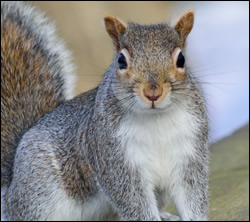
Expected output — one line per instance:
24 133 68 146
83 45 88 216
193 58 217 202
169 67 186 82
117 67 134 83
117 70 132 83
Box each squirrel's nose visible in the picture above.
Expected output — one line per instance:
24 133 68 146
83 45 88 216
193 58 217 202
144 88 162 102
145 94 161 102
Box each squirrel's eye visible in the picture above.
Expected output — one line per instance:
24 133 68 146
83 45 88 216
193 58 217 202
118 53 127 70
176 52 185 68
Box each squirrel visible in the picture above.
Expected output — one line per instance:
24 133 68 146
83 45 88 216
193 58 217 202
1 1 209 221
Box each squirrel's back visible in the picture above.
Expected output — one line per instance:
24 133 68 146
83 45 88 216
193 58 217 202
1 1 76 187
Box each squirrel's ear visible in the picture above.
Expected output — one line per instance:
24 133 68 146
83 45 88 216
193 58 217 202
174 10 194 48
104 15 127 51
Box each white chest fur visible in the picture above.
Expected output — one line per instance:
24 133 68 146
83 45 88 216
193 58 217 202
117 107 199 191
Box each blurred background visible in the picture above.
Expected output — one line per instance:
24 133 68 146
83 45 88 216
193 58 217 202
33 1 249 143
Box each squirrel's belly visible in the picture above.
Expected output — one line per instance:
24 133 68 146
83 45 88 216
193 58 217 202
123 136 196 190
119 110 198 190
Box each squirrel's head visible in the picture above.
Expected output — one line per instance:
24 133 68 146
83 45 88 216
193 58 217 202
104 10 194 112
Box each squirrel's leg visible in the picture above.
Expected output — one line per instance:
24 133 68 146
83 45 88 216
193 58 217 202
86 140 161 221
93 164 161 221
168 159 209 221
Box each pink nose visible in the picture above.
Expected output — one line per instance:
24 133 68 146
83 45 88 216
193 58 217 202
145 94 161 102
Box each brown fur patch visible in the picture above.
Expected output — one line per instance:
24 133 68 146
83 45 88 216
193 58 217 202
1 19 65 186
57 151 96 200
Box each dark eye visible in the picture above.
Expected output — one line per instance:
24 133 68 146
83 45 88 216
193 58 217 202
118 53 127 70
176 52 185 68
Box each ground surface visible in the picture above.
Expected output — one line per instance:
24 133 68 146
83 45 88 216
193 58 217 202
209 125 249 221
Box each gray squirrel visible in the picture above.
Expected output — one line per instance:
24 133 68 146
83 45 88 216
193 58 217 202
1 1 209 221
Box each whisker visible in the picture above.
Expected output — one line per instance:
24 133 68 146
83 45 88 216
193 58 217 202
117 95 135 104
171 92 196 100
113 99 136 129
170 97 190 119
192 70 237 78
189 63 223 72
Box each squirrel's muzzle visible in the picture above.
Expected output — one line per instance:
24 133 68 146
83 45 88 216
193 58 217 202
139 82 168 107
143 85 162 102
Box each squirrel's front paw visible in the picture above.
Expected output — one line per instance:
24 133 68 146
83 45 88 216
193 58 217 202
160 212 180 221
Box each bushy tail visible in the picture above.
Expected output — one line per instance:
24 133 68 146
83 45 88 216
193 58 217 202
1 1 76 187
